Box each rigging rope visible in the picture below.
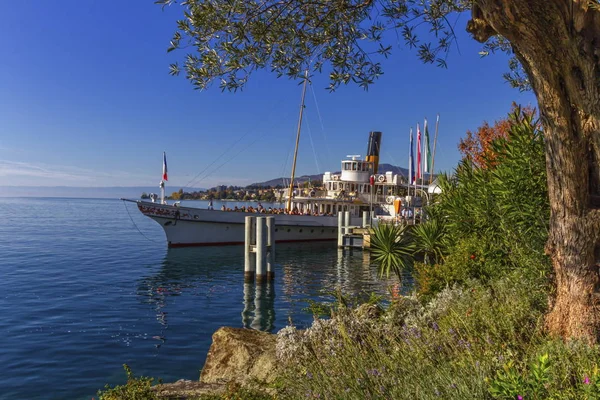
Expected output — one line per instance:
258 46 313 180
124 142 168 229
309 84 333 169
121 200 162 244
304 117 322 175
184 93 292 189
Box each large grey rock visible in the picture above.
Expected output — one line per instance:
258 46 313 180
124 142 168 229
200 327 278 385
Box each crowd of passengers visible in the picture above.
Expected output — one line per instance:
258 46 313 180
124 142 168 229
219 204 334 216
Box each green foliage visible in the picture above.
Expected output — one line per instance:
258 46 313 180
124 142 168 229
277 273 557 399
489 354 551 399
419 107 550 298
97 364 158 400
156 0 471 91
412 207 448 265
369 223 415 280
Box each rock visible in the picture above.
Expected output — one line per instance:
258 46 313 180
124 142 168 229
152 327 278 399
153 380 226 399
200 327 278 386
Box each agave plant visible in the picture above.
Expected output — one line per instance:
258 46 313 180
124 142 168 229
369 223 415 280
412 208 448 265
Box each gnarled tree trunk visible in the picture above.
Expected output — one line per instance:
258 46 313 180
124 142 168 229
468 0 600 343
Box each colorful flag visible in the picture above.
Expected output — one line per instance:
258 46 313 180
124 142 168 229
162 152 168 181
409 128 414 185
416 123 422 182
423 118 432 173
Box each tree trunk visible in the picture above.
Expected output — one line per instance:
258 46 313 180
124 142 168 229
468 0 600 343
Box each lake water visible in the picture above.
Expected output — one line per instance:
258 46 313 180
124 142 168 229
0 197 398 399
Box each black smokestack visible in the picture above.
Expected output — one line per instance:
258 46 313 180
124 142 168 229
366 131 382 174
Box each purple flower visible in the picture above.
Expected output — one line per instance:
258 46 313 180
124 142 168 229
584 376 591 384
517 396 523 400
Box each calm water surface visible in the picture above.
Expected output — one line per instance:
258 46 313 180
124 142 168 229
0 197 397 399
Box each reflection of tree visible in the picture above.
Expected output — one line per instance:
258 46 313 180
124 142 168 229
242 282 276 333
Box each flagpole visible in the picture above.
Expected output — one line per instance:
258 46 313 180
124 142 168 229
422 119 425 186
414 124 418 223
161 151 167 205
429 114 440 185
408 127 412 198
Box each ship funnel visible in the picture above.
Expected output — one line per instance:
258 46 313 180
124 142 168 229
365 131 382 174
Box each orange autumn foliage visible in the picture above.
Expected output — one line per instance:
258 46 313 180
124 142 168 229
458 103 537 169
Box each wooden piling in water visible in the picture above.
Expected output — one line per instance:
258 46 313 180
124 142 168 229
256 217 267 283
266 216 275 280
244 216 256 282
338 212 344 247
245 216 275 283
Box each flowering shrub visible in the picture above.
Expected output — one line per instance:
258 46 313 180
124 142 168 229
274 272 600 399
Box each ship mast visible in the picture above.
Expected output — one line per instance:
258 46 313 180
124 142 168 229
286 70 309 211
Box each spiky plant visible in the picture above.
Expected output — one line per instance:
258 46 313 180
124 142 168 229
412 210 448 265
369 223 415 280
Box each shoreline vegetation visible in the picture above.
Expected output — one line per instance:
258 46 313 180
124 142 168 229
99 107 600 399
141 182 322 203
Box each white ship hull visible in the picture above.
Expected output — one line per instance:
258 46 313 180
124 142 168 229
136 201 361 247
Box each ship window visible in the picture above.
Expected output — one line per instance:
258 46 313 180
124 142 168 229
352 162 357 171
333 182 337 190
343 162 350 171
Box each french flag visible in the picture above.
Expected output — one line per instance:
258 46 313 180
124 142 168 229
162 152 168 181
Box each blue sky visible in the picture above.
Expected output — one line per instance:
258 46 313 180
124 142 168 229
0 1 537 191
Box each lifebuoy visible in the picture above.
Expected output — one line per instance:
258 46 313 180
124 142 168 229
386 196 394 204
377 174 386 183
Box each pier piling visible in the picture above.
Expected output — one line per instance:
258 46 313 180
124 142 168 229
337 213 344 247
256 217 267 282
244 216 256 282
244 216 275 283
266 217 275 280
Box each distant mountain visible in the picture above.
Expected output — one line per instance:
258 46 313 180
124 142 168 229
0 186 205 199
250 163 411 187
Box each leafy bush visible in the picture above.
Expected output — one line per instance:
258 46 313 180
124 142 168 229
276 272 550 399
417 106 550 298
97 364 158 400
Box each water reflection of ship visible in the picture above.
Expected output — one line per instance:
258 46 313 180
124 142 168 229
137 247 241 346
279 242 384 301
241 282 276 332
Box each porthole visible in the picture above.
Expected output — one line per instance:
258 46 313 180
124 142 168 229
194 215 199 219
311 229 314 233
321 229 324 233
275 228 278 232
299 229 303 233
287 229 291 232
